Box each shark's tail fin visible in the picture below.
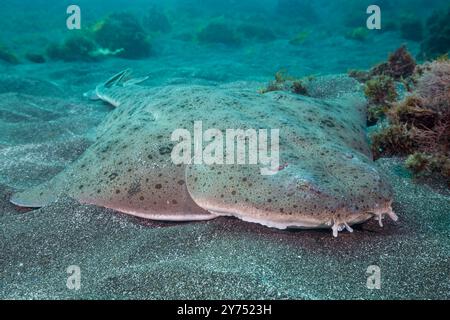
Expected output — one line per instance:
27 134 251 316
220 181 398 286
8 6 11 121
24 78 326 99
83 69 149 100
103 69 133 88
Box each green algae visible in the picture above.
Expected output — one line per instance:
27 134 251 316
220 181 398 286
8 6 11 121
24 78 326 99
0 44 19 64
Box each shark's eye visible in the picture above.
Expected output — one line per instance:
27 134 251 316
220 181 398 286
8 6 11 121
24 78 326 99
277 162 289 172
342 152 354 160
296 179 322 194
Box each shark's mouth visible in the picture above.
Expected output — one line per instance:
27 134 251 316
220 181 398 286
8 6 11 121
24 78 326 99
201 200 398 238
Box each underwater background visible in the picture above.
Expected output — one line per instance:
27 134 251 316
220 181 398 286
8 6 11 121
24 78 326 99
0 0 449 299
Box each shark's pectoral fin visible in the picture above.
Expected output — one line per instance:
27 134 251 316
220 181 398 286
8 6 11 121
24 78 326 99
10 171 69 208
11 148 215 222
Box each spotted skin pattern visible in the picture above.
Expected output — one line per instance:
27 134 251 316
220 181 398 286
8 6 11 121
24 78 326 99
11 71 397 236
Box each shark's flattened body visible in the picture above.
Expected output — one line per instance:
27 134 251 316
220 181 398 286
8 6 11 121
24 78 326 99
11 70 397 236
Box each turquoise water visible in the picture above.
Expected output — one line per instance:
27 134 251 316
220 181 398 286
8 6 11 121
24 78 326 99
0 0 449 300
0 0 448 79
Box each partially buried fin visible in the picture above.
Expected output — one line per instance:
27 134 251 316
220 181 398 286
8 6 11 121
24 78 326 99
84 69 148 102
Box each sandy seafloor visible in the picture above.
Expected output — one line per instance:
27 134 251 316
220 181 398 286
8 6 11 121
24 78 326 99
0 33 449 300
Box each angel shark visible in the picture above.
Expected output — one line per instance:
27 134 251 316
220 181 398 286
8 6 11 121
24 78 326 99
11 70 398 237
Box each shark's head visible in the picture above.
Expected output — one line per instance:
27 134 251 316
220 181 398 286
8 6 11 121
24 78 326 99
185 144 396 237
